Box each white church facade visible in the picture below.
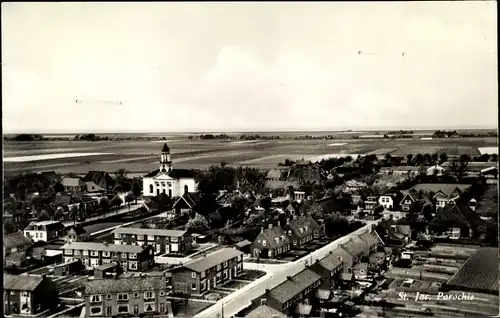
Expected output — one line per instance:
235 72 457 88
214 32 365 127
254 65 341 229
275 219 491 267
142 143 198 197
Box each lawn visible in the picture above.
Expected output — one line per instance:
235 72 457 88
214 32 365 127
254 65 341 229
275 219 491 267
223 280 249 289
238 270 266 280
173 300 213 318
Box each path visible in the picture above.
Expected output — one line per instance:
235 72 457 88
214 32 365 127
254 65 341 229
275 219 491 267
62 201 145 228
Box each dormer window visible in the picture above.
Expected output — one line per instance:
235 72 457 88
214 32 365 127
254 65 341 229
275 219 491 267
304 226 308 232
299 228 304 233
262 240 266 247
275 238 279 244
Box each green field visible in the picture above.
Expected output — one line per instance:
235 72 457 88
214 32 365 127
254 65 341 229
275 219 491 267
3 136 497 177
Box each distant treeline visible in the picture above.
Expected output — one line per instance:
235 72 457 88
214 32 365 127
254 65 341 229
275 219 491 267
194 134 281 140
386 130 414 135
4 134 45 141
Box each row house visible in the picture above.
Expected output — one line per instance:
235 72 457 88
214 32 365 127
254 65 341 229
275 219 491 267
24 220 65 243
170 248 243 296
64 226 90 243
283 216 315 247
341 237 366 264
61 177 87 193
251 223 291 259
410 183 472 210
4 232 33 267
244 304 287 318
61 242 154 272
311 250 344 291
84 274 171 317
364 196 378 213
359 231 384 254
4 274 58 316
112 227 191 255
252 268 322 314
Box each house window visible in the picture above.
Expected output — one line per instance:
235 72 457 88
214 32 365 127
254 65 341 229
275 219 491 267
134 305 139 315
288 230 292 236
191 272 197 279
106 307 112 316
133 292 139 299
201 280 206 290
159 290 166 297
262 240 266 247
106 294 112 300
117 293 129 301
184 185 189 193
160 303 165 313
117 305 129 313
191 283 197 290
148 235 155 241
129 253 137 259
149 185 154 193
102 251 110 258
224 261 228 267
90 295 102 303
137 235 144 240
90 251 98 257
90 306 102 316
144 291 155 300
217 264 221 271
171 237 178 243
64 249 73 255
129 262 138 270
144 303 155 312
223 270 228 279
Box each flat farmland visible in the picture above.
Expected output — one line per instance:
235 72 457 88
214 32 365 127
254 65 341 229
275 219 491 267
3 137 497 177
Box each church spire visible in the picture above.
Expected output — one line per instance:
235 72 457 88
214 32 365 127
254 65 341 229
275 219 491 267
160 143 172 172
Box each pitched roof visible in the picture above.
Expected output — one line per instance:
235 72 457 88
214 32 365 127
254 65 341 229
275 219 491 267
145 168 196 179
161 142 170 152
173 192 202 209
431 201 483 229
4 232 32 250
411 184 471 198
179 248 243 273
4 274 45 291
317 250 344 271
61 242 146 254
67 226 87 235
24 221 64 231
268 269 321 303
257 226 290 249
244 305 286 318
341 237 366 257
112 227 187 237
286 216 315 239
61 177 85 187
85 181 105 192
360 231 383 249
85 275 169 294
83 171 115 188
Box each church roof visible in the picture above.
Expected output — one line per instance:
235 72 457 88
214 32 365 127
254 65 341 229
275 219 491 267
162 143 170 152
144 169 196 179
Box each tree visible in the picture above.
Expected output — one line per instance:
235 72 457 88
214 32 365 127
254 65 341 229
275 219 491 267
30 195 44 208
114 168 129 181
186 213 209 232
4 219 16 234
132 182 142 204
260 196 271 212
99 197 111 213
111 195 124 211
406 154 414 165
415 153 425 165
431 154 438 165
53 182 64 194
423 153 432 165
125 192 135 210
324 213 350 238
384 154 393 166
449 159 467 181
156 193 173 211
439 153 448 164
54 206 64 220
38 209 52 222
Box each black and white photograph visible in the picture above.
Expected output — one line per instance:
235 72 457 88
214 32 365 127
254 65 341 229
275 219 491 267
2 2 498 318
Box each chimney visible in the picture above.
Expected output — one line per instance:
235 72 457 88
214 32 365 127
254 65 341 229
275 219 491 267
268 223 273 229
41 274 47 280
261 226 264 233
287 276 292 280
265 289 270 294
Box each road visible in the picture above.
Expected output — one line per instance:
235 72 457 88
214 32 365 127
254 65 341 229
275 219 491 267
194 220 382 318
62 201 145 228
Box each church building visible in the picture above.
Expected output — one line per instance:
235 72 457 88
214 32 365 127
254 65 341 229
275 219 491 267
142 143 198 197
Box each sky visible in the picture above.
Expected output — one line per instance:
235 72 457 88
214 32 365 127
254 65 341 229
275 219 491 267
2 2 498 133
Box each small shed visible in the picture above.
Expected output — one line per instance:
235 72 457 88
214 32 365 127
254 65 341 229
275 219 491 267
53 259 84 276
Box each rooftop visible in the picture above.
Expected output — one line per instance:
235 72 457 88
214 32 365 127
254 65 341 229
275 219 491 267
112 227 187 237
244 305 286 318
62 177 85 187
85 275 170 294
411 183 472 198
4 274 46 291
61 242 146 254
178 248 243 273
341 236 366 257
4 232 32 250
268 268 321 303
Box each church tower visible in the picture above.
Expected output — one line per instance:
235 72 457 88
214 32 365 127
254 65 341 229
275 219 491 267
160 143 172 172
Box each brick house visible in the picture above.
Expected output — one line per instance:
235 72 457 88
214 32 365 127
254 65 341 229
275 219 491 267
251 268 322 314
342 236 369 260
359 231 384 254
170 248 243 295
61 177 87 193
61 242 154 272
64 226 90 243
283 216 315 247
311 251 344 291
84 274 171 317
244 304 287 318
251 223 291 259
399 191 417 212
4 274 58 316
112 227 191 255
24 220 65 243
4 232 33 267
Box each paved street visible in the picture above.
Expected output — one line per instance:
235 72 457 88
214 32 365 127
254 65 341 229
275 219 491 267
194 220 381 318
